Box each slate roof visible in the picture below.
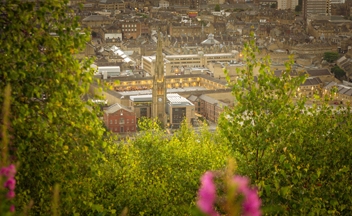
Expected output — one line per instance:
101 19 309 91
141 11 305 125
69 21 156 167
307 68 332 77
199 95 228 108
301 77 322 86
274 70 306 77
339 87 352 96
82 15 111 22
100 0 124 3
104 103 133 114
187 95 198 102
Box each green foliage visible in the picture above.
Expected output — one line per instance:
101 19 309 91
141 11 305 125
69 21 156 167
214 4 221 12
271 3 277 9
137 116 162 132
99 120 230 215
0 0 111 214
323 52 339 63
295 5 302 12
331 66 346 80
218 32 352 214
91 31 98 38
233 8 245 12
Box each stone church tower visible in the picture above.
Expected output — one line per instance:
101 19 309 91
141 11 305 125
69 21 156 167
152 32 167 127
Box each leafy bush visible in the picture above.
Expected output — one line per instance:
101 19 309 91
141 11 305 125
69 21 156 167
98 120 230 215
323 52 339 63
218 32 352 214
0 0 110 214
331 66 346 80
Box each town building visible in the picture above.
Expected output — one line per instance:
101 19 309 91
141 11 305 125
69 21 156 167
98 0 125 12
306 68 335 83
277 0 298 10
166 94 195 128
129 94 195 128
103 103 137 133
68 0 86 6
141 48 240 76
159 0 170 8
330 0 345 3
323 81 352 105
188 94 228 123
81 15 112 28
303 0 331 21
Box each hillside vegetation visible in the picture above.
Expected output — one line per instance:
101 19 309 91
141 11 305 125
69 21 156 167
1 0 352 215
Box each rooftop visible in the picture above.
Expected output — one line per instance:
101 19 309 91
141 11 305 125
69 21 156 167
129 93 194 106
82 15 111 22
167 94 194 106
307 68 332 77
104 103 133 114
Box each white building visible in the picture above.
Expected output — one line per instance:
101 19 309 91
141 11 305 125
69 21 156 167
159 0 169 8
277 0 299 10
141 51 240 76
98 66 121 78
331 0 345 3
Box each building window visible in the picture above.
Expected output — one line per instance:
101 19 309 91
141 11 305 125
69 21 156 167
172 108 186 124
132 119 134 123
120 118 125 124
120 126 124 133
140 108 147 117
110 120 112 124
114 119 117 124
127 119 129 124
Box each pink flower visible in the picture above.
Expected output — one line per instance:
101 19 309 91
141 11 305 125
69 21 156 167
0 164 16 178
4 178 16 190
242 188 261 216
7 190 15 199
0 167 10 176
233 176 250 194
197 172 219 216
9 205 15 212
233 176 261 216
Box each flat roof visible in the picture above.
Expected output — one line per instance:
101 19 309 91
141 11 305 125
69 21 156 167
167 93 194 106
119 87 208 96
142 52 239 62
130 95 152 102
130 93 194 106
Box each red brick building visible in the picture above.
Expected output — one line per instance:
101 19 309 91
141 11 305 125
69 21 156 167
188 94 229 123
103 103 137 133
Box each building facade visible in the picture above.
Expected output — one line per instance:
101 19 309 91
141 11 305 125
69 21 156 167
277 0 299 10
303 0 331 20
120 20 141 39
98 0 125 12
166 94 195 128
103 103 137 133
81 15 112 28
188 94 228 123
129 94 195 128
142 51 240 76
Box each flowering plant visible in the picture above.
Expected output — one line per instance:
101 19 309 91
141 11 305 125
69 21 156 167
0 164 16 214
1 85 17 214
196 164 261 216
